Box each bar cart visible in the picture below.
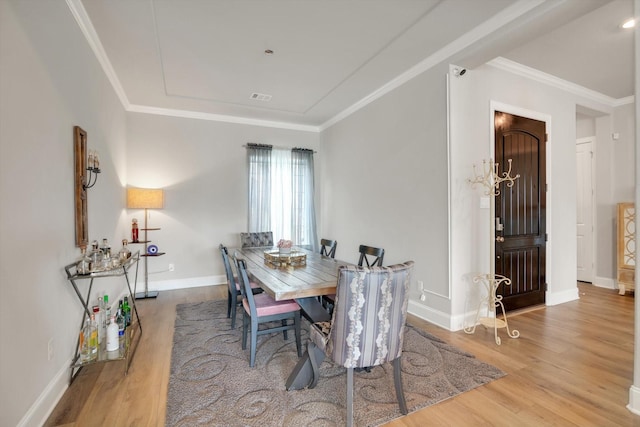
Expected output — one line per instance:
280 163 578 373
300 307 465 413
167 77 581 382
64 251 142 384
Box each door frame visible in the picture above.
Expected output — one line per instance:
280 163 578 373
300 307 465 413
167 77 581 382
490 101 552 305
576 136 596 283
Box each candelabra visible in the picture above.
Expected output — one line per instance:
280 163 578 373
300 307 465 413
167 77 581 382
464 158 520 345
84 150 101 189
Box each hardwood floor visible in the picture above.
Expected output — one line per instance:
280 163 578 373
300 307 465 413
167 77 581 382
45 283 639 426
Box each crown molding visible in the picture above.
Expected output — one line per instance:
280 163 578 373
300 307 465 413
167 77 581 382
66 0 130 109
67 0 633 134
319 0 546 131
128 105 320 132
488 57 634 108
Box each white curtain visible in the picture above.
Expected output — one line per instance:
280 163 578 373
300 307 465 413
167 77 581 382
247 145 318 250
247 145 271 232
270 148 292 242
291 148 318 251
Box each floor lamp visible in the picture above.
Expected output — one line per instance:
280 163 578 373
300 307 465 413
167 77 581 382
126 187 164 299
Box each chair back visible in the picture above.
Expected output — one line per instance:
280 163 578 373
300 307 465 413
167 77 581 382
240 231 274 248
236 258 258 317
320 239 337 258
358 244 384 267
327 261 413 368
219 244 237 297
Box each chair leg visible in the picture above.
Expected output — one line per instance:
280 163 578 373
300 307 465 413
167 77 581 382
230 292 237 329
346 367 354 427
294 312 302 357
250 317 258 367
393 357 408 415
241 312 248 350
282 319 288 340
227 291 232 318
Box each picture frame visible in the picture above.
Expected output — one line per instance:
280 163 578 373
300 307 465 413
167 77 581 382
74 126 88 247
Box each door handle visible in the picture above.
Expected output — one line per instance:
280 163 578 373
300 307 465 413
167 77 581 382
496 236 505 242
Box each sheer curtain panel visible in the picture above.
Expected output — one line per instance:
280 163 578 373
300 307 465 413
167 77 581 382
291 148 318 251
246 145 318 251
247 144 271 233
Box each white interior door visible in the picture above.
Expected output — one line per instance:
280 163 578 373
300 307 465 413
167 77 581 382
576 138 594 282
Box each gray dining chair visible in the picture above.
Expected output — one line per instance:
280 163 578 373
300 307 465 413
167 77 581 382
307 261 414 426
236 257 302 367
320 238 337 258
358 244 384 267
240 231 274 248
323 243 384 311
219 244 262 329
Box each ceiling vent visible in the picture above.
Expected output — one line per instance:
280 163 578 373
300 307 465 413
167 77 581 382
250 92 272 102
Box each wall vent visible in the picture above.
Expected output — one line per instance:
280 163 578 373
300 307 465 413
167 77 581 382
250 92 272 102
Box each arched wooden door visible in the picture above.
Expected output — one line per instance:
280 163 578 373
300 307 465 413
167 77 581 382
494 111 546 312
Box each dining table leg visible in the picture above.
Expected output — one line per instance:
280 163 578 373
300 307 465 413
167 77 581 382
285 342 326 390
285 296 330 390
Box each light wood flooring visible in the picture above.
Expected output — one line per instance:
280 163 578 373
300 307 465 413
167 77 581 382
46 283 640 426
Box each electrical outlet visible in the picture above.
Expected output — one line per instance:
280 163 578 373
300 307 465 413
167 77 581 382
48 338 54 361
169 263 175 272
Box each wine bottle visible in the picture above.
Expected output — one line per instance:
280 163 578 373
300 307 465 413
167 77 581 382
123 296 131 327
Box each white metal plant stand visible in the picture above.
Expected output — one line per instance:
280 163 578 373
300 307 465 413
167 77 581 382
464 158 520 345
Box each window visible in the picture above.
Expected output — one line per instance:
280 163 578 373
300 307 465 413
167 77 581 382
247 144 318 250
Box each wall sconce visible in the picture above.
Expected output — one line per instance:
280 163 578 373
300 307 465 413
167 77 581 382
84 149 101 189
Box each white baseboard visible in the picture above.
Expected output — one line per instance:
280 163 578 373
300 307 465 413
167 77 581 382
546 286 580 306
18 361 69 427
593 276 615 290
628 385 640 415
408 300 455 331
146 275 226 292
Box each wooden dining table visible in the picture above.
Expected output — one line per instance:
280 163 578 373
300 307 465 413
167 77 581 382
231 246 347 390
231 246 345 323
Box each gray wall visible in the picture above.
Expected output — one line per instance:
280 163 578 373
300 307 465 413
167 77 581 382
125 113 320 290
319 65 451 315
1 2 129 425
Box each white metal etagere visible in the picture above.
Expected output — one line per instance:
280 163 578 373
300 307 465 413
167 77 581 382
464 158 520 345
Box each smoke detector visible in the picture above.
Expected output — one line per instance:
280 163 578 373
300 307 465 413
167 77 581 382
250 92 272 102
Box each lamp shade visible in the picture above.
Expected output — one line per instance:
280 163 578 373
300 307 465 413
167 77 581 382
126 188 164 209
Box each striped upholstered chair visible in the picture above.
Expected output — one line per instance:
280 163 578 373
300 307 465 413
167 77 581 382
240 231 274 248
308 261 414 426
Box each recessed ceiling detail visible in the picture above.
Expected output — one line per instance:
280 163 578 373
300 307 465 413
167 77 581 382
76 0 633 129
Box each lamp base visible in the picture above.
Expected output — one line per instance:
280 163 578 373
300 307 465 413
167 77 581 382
135 290 159 299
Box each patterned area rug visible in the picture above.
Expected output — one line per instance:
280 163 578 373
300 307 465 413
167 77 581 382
166 300 505 426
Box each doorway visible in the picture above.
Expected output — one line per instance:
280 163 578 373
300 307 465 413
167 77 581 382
494 111 547 312
576 137 595 283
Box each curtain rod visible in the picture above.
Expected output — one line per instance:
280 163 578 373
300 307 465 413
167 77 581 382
243 143 316 153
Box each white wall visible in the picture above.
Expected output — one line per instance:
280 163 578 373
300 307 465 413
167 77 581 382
613 103 636 202
126 113 320 292
447 62 618 328
0 1 129 426
320 64 452 324
569 104 634 288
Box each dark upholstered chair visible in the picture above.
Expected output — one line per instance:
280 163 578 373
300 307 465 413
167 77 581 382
219 244 262 329
358 244 384 267
307 261 414 426
236 258 302 367
320 238 337 258
240 231 274 248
